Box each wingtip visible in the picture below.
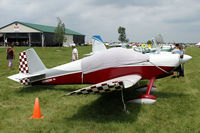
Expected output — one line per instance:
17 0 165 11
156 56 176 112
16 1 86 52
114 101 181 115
63 93 71 96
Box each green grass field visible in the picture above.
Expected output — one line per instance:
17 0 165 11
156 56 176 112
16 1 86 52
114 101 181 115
0 46 200 133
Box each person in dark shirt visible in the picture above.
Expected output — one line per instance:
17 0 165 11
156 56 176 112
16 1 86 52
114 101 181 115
6 44 15 70
179 45 186 77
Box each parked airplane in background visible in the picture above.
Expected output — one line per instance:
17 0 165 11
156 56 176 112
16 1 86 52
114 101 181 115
109 42 123 47
90 35 174 55
133 43 174 53
196 42 200 46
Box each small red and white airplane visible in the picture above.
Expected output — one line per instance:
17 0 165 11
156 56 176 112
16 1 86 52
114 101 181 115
8 44 191 105
196 42 200 47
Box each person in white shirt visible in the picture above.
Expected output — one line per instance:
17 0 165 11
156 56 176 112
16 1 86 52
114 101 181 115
72 43 78 61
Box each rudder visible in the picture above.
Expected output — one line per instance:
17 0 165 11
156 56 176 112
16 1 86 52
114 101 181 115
92 35 107 54
19 48 46 74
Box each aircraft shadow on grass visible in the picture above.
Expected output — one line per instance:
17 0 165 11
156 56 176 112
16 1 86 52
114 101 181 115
18 82 186 123
18 84 142 122
66 89 142 123
66 88 187 123
154 91 187 99
18 85 56 93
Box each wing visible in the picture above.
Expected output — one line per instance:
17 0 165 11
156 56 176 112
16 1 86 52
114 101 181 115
65 74 141 96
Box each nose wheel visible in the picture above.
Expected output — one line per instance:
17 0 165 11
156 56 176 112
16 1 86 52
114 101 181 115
128 77 156 104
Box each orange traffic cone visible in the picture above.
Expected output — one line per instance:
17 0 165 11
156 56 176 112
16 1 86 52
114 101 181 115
43 47 45 51
30 98 44 119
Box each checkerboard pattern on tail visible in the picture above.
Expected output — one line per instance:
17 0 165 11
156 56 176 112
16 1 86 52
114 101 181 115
67 81 124 95
19 51 31 85
19 51 29 74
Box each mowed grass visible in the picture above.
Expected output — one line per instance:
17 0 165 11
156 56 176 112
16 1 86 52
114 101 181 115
0 46 200 133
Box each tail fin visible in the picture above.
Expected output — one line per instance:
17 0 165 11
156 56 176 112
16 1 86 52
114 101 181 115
92 35 107 54
19 48 46 74
8 48 46 85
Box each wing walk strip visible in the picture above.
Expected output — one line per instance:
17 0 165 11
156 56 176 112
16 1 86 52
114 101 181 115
65 74 142 96
66 81 124 95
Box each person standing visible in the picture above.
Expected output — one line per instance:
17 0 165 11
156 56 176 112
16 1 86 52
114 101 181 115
5 38 7 46
179 45 186 77
171 44 181 78
172 43 181 54
71 43 78 61
6 44 15 70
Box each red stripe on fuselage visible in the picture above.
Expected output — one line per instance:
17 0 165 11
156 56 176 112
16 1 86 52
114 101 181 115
83 66 174 84
32 72 82 85
32 66 174 85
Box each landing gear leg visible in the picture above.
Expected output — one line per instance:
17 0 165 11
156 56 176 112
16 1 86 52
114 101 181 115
146 77 156 95
128 77 156 104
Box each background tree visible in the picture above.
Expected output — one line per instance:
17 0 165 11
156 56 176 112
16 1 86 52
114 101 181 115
54 17 66 47
147 40 152 45
118 26 129 43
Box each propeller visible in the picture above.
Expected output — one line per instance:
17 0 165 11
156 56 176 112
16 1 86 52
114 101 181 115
152 34 165 54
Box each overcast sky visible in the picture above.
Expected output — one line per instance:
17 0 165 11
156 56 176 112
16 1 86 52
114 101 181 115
0 0 200 43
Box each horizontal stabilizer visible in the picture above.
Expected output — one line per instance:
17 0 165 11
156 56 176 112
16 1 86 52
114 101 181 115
8 72 45 83
8 48 47 85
